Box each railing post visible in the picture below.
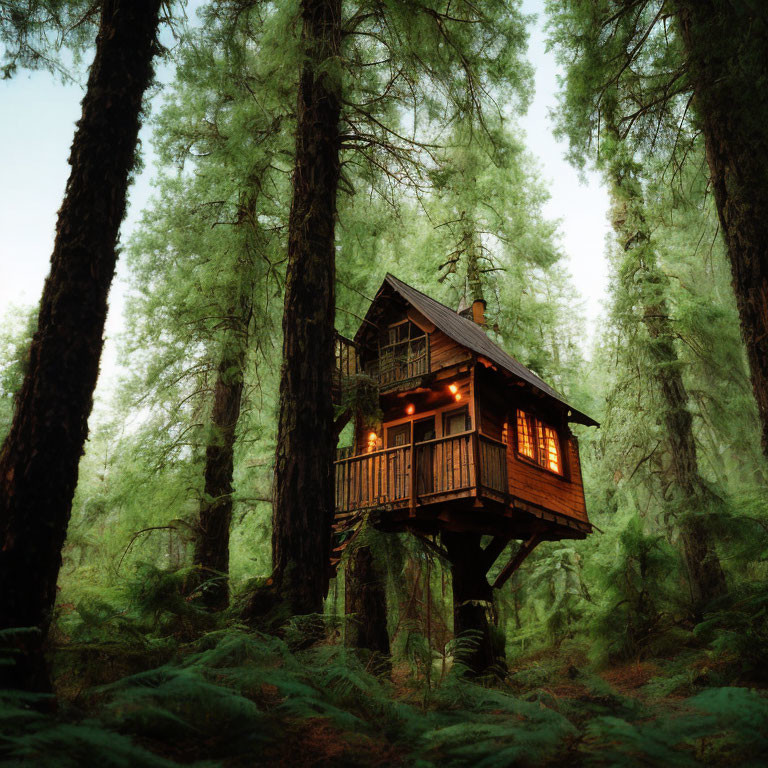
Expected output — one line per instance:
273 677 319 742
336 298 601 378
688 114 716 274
473 431 482 496
409 443 416 517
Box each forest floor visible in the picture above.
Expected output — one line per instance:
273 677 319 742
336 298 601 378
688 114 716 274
2 624 765 767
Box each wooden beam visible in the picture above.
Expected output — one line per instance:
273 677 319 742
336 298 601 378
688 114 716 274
407 307 436 334
492 533 542 590
481 535 511 574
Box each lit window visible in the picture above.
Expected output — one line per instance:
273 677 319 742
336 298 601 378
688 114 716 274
543 426 561 474
516 409 562 475
516 410 535 459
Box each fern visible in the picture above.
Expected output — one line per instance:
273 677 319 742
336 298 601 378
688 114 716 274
417 682 577 767
0 688 176 768
583 687 768 767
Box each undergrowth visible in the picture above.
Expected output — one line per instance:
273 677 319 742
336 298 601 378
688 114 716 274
2 621 768 767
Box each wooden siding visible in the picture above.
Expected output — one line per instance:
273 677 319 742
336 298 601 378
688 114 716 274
429 329 471 372
478 404 504 442
506 431 588 523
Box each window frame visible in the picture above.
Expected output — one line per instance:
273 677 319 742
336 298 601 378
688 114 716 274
514 408 566 478
377 320 429 383
442 407 471 437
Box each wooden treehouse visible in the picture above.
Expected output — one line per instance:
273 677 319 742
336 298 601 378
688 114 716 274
332 274 597 646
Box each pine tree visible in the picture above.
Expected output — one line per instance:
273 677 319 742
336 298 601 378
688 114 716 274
122 7 293 611
546 0 768 455
604 121 727 611
270 0 343 616
271 0 532 615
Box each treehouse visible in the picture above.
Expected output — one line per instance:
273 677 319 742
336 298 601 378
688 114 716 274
332 274 597 590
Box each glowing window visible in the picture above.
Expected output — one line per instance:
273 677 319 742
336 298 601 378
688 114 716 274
516 409 562 476
516 410 535 459
543 426 561 474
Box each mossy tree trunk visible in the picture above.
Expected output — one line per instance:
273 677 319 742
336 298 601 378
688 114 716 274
344 544 390 658
607 118 727 612
192 302 250 611
0 0 162 691
674 1 768 456
271 0 341 615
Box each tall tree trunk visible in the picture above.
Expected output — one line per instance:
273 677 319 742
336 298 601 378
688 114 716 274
674 1 768 456
271 0 341 615
193 315 249 611
344 544 390 659
0 0 162 691
607 131 727 611
442 532 504 676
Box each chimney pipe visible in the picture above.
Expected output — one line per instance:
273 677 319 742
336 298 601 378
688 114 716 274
472 298 486 326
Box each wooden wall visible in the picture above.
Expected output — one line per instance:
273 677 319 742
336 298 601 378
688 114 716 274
353 372 472 451
474 364 588 525
428 329 471 372
506 430 588 523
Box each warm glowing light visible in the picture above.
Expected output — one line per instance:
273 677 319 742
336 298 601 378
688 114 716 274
454 393 462 401
368 431 377 442
449 383 458 394
406 404 415 415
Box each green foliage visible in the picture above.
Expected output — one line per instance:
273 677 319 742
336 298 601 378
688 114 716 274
584 688 768 767
694 582 768 684
0 304 36 440
0 0 95 79
589 516 686 664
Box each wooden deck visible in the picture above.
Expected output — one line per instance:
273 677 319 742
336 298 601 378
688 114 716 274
334 430 507 513
333 429 590 543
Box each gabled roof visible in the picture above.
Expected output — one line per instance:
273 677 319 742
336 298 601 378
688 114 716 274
358 274 598 427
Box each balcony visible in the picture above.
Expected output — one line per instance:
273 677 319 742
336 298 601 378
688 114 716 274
334 430 508 515
363 325 429 388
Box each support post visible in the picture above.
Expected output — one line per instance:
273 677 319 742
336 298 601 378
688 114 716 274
442 530 505 676
493 533 542 590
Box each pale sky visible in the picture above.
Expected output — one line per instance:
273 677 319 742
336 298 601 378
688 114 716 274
0 0 609 399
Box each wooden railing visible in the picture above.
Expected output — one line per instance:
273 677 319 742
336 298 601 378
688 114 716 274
363 338 430 388
415 431 475 496
335 445 410 513
334 430 509 514
478 434 508 494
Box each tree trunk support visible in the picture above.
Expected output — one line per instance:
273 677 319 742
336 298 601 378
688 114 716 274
441 531 503 675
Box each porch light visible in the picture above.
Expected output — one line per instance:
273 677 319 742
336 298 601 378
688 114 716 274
449 383 458 394
406 404 415 415
368 431 377 442
454 393 462 401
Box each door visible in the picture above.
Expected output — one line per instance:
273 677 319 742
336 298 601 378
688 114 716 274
414 417 436 495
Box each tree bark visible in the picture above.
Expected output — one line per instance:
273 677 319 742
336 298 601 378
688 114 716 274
271 0 341 616
192 320 249 611
344 544 390 658
0 0 162 691
674 1 768 456
442 532 504 676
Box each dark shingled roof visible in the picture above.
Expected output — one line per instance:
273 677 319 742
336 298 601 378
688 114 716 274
362 274 598 427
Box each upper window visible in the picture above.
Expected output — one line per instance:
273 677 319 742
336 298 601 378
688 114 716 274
377 321 428 385
516 409 562 475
